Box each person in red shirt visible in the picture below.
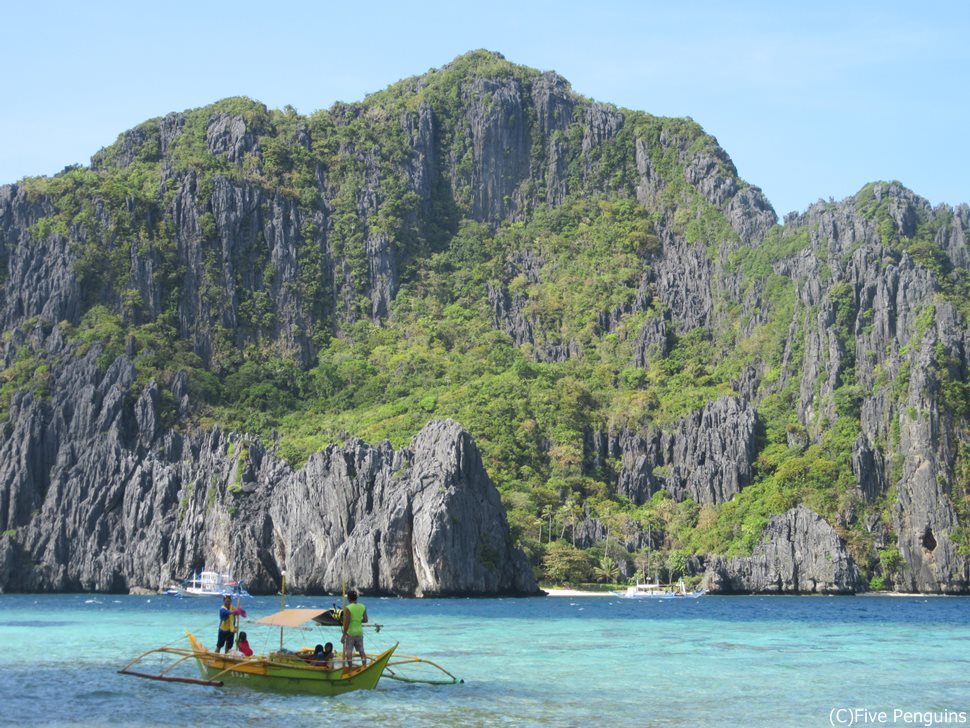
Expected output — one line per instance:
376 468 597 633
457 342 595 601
237 631 253 657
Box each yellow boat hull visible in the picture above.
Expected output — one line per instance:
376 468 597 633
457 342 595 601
186 632 397 696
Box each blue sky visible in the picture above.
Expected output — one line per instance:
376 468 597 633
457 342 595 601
2 0 968 218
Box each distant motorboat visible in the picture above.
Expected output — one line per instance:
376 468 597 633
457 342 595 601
610 579 707 599
164 571 250 598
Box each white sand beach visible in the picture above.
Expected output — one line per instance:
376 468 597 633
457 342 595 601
542 588 614 597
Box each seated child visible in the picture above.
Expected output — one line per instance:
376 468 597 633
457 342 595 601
311 642 334 668
237 631 253 657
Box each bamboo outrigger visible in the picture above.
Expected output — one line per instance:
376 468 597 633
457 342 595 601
119 608 461 695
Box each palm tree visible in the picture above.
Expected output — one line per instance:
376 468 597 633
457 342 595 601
558 499 583 545
593 556 621 584
540 505 555 543
595 502 617 558
633 548 653 582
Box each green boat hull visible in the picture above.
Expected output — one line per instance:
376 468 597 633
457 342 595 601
194 644 398 696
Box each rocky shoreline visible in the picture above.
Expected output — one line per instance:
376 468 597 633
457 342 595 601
0 348 539 597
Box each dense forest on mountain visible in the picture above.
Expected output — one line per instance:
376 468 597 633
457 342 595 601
2 50 969 593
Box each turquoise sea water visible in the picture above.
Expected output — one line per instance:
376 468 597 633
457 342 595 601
0 594 968 727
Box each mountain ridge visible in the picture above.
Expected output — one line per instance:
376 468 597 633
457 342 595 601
1 50 968 594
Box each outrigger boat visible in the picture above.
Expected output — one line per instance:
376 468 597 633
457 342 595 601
610 579 707 599
119 606 461 695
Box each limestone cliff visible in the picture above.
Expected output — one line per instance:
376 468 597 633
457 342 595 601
702 506 863 594
1 51 969 594
0 330 535 595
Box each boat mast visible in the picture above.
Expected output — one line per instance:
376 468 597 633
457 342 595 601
233 568 242 645
275 528 288 651
279 569 286 651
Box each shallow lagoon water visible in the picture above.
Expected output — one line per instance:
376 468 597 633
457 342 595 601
1 593 967 726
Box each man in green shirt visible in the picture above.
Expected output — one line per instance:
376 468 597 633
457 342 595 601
342 590 368 671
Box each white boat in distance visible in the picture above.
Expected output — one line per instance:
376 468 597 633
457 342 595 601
164 570 251 598
610 579 707 599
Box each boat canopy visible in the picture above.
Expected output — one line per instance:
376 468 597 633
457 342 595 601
251 609 331 628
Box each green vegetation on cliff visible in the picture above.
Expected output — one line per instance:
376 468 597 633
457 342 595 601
4 51 969 591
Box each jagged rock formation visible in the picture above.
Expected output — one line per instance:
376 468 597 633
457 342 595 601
0 330 535 595
585 396 758 506
1 52 970 594
771 185 970 593
279 419 536 596
702 507 864 594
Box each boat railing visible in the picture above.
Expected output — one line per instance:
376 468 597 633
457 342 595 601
269 651 358 669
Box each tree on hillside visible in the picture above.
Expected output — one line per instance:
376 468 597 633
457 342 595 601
543 541 592 584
